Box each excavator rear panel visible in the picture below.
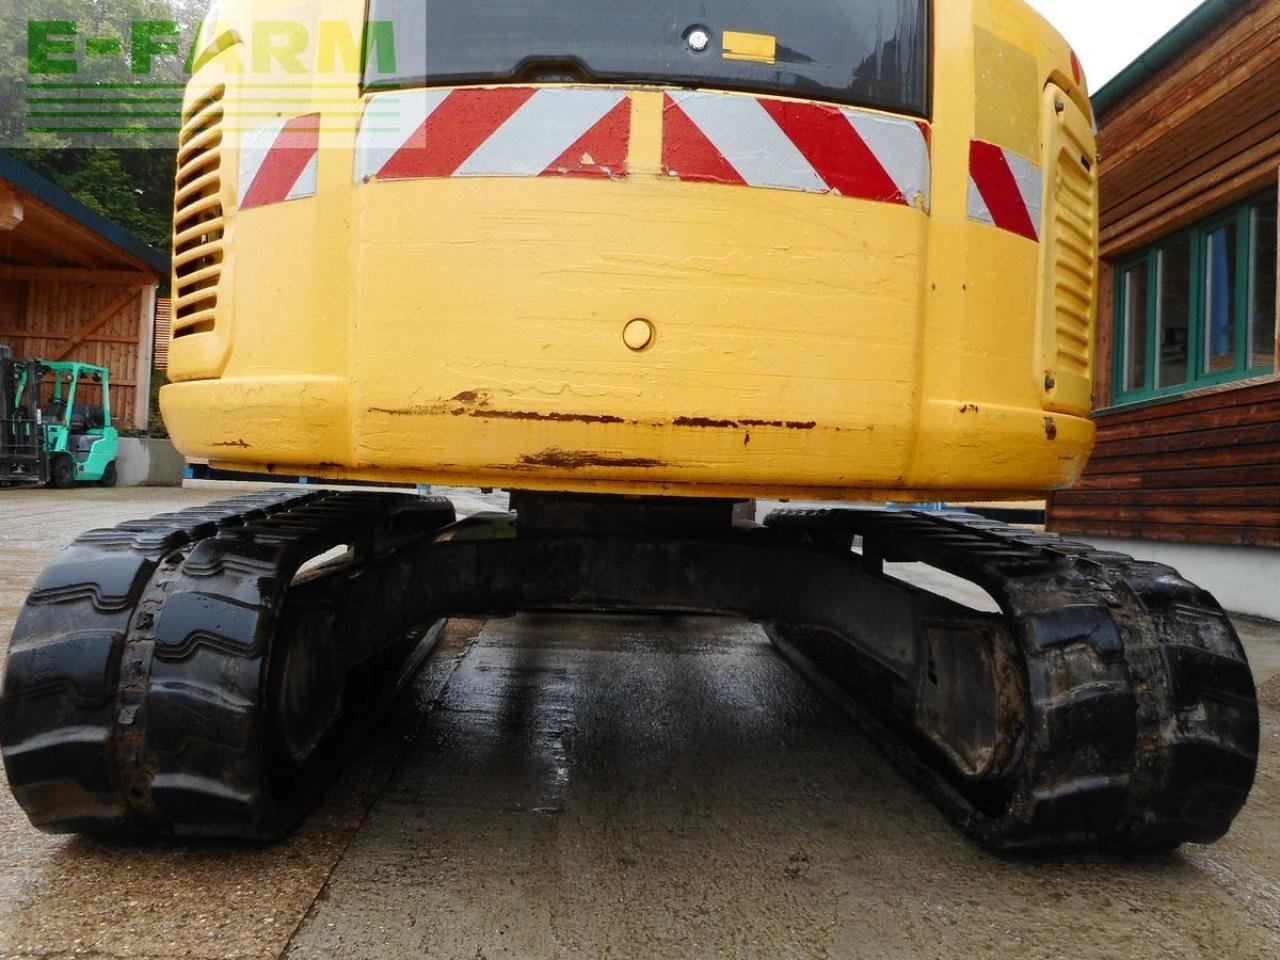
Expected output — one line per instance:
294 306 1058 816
162 0 1098 502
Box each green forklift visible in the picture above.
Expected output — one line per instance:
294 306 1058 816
0 356 119 488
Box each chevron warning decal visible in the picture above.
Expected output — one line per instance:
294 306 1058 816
662 91 930 207
238 113 321 210
356 87 631 183
967 140 1043 241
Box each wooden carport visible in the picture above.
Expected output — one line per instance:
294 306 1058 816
0 153 169 430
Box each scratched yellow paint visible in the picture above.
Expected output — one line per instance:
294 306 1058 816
163 0 1099 502
722 31 777 64
625 90 664 175
973 27 1039 159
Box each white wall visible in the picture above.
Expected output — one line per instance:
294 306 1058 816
1083 536 1280 622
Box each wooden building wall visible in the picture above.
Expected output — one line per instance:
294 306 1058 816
1048 0 1280 549
154 297 173 370
1050 380 1280 547
1090 0 1280 404
0 278 157 428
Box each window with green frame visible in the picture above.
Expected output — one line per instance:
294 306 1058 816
1112 191 1277 405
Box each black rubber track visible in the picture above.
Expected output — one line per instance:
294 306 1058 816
1 490 319 834
1 496 1259 850
765 509 1260 851
1 490 457 838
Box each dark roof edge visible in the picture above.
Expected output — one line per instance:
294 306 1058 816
0 151 170 277
1092 0 1253 118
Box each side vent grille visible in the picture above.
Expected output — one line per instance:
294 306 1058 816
173 85 226 339
1050 137 1097 378
1037 84 1099 413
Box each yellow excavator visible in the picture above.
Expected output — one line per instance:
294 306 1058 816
1 1 1259 850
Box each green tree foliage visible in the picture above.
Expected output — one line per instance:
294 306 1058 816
148 365 170 437
1 0 211 250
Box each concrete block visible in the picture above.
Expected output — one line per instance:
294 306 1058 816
116 438 185 487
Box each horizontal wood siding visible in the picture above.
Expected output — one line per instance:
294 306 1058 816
1091 1 1280 408
154 297 172 370
1097 0 1280 259
1049 380 1280 547
1056 0 1280 549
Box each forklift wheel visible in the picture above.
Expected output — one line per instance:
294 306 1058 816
49 456 75 490
99 461 118 488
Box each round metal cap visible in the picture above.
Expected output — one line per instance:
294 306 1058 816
623 318 655 351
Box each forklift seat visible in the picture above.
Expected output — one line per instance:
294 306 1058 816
70 405 105 433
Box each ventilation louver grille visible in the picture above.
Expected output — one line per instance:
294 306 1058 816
1049 130 1098 378
173 86 226 339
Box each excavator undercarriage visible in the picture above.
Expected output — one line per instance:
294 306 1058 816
0 491 1259 850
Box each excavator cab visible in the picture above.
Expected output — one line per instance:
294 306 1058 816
0 1 1260 852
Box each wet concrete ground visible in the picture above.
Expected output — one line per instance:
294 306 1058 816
0 486 1277 960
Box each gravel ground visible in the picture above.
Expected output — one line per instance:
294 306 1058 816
0 484 1276 960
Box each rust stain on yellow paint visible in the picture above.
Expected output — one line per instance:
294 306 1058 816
471 409 629 425
369 403 634 425
674 416 739 429
369 405 824 432
674 416 818 431
518 449 666 470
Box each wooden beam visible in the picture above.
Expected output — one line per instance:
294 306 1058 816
0 224 81 265
0 330 143 344
50 288 143 361
1102 106 1280 227
23 194 151 270
0 184 23 231
1274 167 1279 374
1100 146 1280 255
10 215 110 268
1094 264 1115 409
135 284 157 430
0 264 154 285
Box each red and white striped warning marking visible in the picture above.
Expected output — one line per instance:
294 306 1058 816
967 140 1043 241
355 87 631 183
662 91 930 207
238 113 321 210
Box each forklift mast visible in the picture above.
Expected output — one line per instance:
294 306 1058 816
0 357 47 486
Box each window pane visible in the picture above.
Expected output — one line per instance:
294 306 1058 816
366 0 931 116
1203 224 1237 374
1122 263 1148 392
1249 202 1277 370
1156 235 1191 388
